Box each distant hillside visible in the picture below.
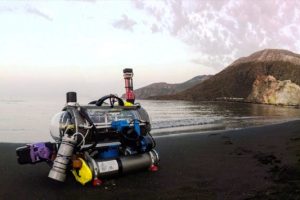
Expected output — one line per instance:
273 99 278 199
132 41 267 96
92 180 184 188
130 75 211 99
153 49 300 101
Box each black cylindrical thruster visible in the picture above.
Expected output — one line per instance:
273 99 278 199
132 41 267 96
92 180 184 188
66 92 77 103
120 152 152 173
93 150 159 178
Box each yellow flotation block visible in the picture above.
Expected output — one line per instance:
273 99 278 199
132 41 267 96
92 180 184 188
124 101 134 106
71 158 93 185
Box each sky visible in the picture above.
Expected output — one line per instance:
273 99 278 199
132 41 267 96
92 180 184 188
0 0 300 100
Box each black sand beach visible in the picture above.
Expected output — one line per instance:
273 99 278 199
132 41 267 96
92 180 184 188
1 120 300 200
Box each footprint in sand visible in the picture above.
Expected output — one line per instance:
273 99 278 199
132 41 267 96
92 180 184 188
208 133 220 137
230 147 253 155
254 152 281 165
290 137 300 142
221 135 233 145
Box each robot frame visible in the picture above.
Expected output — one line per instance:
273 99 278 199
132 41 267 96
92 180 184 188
16 68 159 186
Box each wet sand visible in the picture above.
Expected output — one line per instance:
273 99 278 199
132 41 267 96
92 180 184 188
1 120 300 200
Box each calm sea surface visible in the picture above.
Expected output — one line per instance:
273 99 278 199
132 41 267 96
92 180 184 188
0 99 299 143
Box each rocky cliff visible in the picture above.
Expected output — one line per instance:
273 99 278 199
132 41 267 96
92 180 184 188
246 75 300 106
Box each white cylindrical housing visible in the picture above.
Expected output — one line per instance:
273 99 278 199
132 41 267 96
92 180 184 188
48 134 77 182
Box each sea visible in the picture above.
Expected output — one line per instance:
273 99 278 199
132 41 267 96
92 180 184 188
0 99 300 143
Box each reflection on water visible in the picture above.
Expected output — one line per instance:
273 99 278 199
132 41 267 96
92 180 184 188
0 99 299 142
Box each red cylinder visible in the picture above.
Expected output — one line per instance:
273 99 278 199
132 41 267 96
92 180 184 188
123 68 135 104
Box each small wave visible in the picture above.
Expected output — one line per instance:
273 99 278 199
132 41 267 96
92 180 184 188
229 116 264 119
151 117 223 129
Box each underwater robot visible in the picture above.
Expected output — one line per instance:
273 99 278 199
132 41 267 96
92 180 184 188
16 68 159 186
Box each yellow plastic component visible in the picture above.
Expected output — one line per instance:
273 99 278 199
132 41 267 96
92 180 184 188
124 101 134 106
71 158 93 185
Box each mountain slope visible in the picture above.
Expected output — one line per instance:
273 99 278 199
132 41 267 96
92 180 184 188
132 75 211 99
154 49 300 101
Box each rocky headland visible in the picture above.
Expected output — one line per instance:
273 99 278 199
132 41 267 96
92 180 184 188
247 75 300 106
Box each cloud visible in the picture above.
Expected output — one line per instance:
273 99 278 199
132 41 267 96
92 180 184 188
113 14 137 31
67 0 97 3
0 5 14 12
25 6 52 21
0 4 52 21
133 0 300 69
151 23 160 33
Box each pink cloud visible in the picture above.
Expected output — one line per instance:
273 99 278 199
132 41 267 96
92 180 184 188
113 14 137 31
133 0 300 69
25 6 52 21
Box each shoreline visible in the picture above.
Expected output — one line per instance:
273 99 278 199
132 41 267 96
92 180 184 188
153 118 300 139
145 98 300 109
1 120 300 199
3 117 299 144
